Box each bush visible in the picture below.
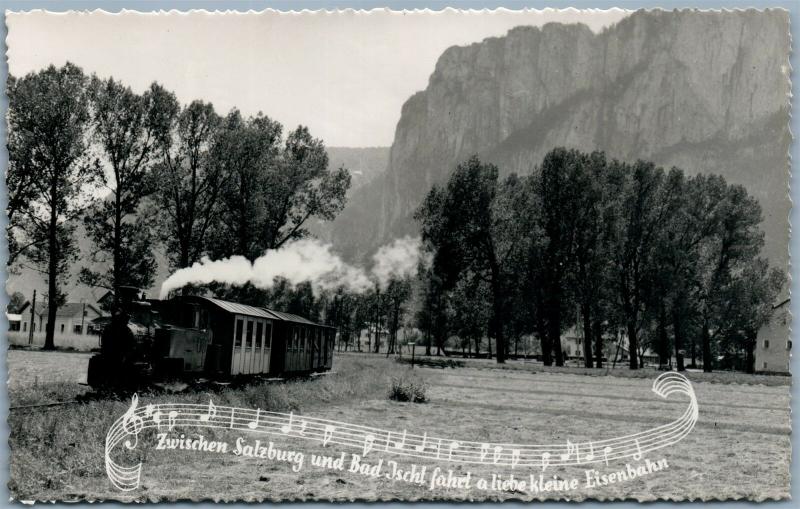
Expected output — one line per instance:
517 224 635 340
388 377 427 403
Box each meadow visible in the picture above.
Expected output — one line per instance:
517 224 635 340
7 331 100 351
8 350 791 502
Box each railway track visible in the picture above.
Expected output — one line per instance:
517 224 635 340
9 371 336 412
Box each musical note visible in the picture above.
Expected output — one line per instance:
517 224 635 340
510 449 521 469
144 404 155 419
560 440 576 461
323 425 336 446
167 410 178 431
436 439 442 459
229 408 235 429
392 430 407 450
480 443 491 462
448 441 460 460
414 432 427 452
385 431 392 452
298 419 308 435
200 399 217 422
152 409 162 428
363 434 375 456
585 442 595 461
541 452 551 471
247 409 260 430
280 412 294 434
603 446 613 466
493 445 503 464
632 439 642 461
121 394 144 450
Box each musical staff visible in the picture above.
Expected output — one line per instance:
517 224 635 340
106 372 699 491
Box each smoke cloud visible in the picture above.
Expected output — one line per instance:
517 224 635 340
371 236 425 289
159 236 423 299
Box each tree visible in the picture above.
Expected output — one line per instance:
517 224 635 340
7 63 95 350
210 111 282 261
384 277 412 356
713 259 785 373
696 184 766 372
151 94 223 270
210 117 351 261
7 291 27 313
416 264 450 356
566 151 610 368
79 77 166 298
416 156 526 364
609 160 672 369
6 89 45 266
531 148 594 367
450 271 491 357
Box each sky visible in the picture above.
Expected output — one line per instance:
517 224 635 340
7 8 629 147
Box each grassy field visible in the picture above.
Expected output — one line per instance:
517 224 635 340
8 350 790 502
8 331 100 351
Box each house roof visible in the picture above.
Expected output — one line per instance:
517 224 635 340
5 313 21 322
33 302 103 318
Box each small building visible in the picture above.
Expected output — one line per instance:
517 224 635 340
29 302 105 335
755 298 791 375
6 313 22 331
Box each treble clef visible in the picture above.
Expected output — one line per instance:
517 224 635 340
122 393 144 450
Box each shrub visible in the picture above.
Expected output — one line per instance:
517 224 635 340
388 377 427 403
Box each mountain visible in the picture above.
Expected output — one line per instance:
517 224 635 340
327 10 791 269
326 147 390 193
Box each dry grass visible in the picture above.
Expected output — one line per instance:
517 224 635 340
8 331 101 351
8 352 424 501
391 352 791 387
7 350 790 502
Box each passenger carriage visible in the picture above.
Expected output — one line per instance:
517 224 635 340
158 295 335 377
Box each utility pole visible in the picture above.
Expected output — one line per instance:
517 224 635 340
28 289 36 345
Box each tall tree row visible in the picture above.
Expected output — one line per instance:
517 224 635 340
414 148 785 372
7 63 352 349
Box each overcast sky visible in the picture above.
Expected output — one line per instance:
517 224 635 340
8 8 629 147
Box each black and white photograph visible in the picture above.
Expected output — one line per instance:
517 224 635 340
4 6 792 502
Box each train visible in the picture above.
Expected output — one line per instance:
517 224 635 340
87 287 336 388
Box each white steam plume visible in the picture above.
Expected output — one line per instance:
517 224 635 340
159 236 424 299
371 236 424 289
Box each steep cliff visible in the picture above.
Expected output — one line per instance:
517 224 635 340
331 9 791 267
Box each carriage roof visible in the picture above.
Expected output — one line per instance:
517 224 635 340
177 296 334 329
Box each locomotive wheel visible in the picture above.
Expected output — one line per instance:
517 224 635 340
155 357 185 378
87 354 108 388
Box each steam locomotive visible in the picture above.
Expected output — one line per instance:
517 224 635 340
87 287 336 388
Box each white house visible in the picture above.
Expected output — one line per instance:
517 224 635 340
755 298 791 375
25 302 105 336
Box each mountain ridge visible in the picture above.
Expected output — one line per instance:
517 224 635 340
326 9 790 267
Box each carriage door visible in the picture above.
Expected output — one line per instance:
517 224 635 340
242 319 256 374
261 321 272 373
231 317 245 375
251 320 272 374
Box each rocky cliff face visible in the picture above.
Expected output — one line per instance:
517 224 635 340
332 9 791 267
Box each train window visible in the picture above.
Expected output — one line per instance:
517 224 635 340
246 320 254 349
256 322 263 351
235 319 244 347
